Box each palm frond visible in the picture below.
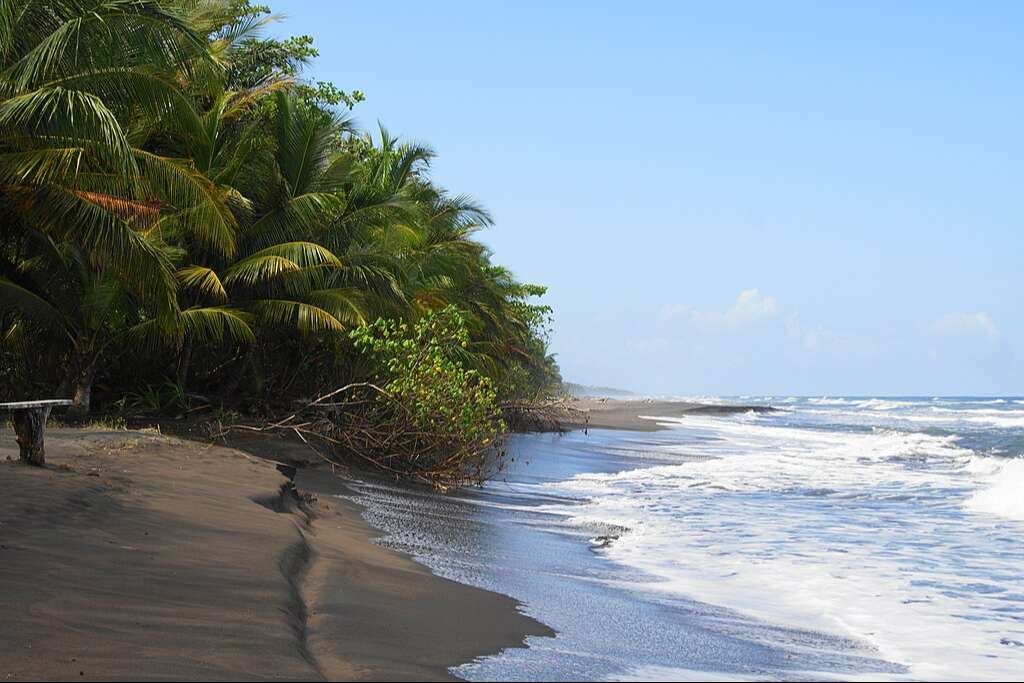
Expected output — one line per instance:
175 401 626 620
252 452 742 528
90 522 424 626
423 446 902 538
0 276 65 331
12 185 177 317
243 192 347 248
180 305 254 344
0 87 139 184
0 147 84 187
273 90 354 197
176 265 228 304
306 288 369 327
252 299 345 334
134 149 238 257
222 254 300 288
2 1 207 93
224 242 341 288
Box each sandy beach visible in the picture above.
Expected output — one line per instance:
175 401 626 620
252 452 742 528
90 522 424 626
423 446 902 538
0 399 766 681
0 428 551 681
4 395 1022 681
566 397 773 431
0 397 770 682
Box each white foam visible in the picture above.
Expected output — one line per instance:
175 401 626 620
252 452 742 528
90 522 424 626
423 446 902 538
536 412 1024 680
964 457 1024 521
612 665 753 681
808 397 854 405
783 401 1024 431
854 398 916 410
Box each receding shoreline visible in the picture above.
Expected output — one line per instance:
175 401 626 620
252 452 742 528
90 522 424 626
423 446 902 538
0 428 552 681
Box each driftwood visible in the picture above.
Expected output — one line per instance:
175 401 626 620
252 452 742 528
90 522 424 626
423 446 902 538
214 385 576 491
212 386 580 490
500 398 586 432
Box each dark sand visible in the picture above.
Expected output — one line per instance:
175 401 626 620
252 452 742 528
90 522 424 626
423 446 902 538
0 428 552 681
567 397 773 432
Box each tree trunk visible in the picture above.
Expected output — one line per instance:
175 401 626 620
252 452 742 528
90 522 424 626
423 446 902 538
222 347 255 400
12 407 51 466
176 341 193 390
66 359 96 421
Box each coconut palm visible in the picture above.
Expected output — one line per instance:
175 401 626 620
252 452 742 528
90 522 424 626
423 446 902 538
0 0 562 422
0 238 144 415
0 0 218 314
0 1 270 409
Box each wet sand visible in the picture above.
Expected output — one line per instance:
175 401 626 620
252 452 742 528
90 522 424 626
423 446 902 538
567 397 774 432
0 428 552 681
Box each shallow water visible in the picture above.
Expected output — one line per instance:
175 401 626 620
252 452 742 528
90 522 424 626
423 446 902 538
344 397 1024 681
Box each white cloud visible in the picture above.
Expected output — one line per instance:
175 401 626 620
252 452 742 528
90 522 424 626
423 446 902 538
658 289 845 355
662 288 779 330
930 312 999 339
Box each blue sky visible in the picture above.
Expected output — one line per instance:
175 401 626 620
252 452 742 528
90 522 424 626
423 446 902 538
268 1 1021 395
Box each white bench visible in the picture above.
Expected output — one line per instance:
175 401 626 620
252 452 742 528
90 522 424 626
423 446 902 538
1 400 73 466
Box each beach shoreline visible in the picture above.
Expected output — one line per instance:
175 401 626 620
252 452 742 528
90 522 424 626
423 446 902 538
565 396 774 431
0 427 552 681
0 397 766 680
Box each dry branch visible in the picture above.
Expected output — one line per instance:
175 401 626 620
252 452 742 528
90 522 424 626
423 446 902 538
214 382 509 491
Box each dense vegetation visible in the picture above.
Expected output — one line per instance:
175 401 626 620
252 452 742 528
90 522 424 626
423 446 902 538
0 0 560 485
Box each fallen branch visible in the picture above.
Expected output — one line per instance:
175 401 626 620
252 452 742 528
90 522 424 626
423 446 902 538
500 397 585 432
213 381 506 491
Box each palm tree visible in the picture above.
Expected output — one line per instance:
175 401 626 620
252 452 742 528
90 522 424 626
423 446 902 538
1 1 563 422
0 0 249 411
0 0 216 315
0 239 141 416
225 92 400 335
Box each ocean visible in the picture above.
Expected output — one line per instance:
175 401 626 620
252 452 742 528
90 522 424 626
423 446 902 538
343 397 1024 681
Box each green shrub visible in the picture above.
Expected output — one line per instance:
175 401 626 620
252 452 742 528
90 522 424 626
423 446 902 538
347 307 506 489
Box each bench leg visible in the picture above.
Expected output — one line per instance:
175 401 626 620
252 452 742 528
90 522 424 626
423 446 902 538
11 407 52 466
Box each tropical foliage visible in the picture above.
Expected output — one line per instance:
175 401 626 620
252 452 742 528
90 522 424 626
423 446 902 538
0 0 560 482
278 307 510 490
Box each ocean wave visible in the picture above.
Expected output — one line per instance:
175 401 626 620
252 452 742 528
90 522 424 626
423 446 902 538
805 397 917 410
964 457 1024 521
930 406 1024 415
554 416 974 499
963 415 1024 428
854 398 916 410
789 403 1024 431
534 412 1024 679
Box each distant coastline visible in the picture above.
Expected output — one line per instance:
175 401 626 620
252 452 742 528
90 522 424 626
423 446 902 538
562 382 637 399
567 396 775 432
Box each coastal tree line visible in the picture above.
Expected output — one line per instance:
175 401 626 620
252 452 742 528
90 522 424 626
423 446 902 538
0 0 561 486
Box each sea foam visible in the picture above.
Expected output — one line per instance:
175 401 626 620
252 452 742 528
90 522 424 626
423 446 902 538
964 456 1024 521
532 403 1024 680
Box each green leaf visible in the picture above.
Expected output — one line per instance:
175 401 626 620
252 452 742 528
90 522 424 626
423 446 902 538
252 299 344 334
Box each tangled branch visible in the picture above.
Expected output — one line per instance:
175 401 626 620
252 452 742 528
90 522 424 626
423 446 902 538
215 381 507 491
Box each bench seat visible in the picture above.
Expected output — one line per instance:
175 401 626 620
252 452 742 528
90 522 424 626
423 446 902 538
2 400 73 466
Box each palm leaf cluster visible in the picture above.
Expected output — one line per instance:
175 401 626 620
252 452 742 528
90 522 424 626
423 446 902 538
1 0 560 418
